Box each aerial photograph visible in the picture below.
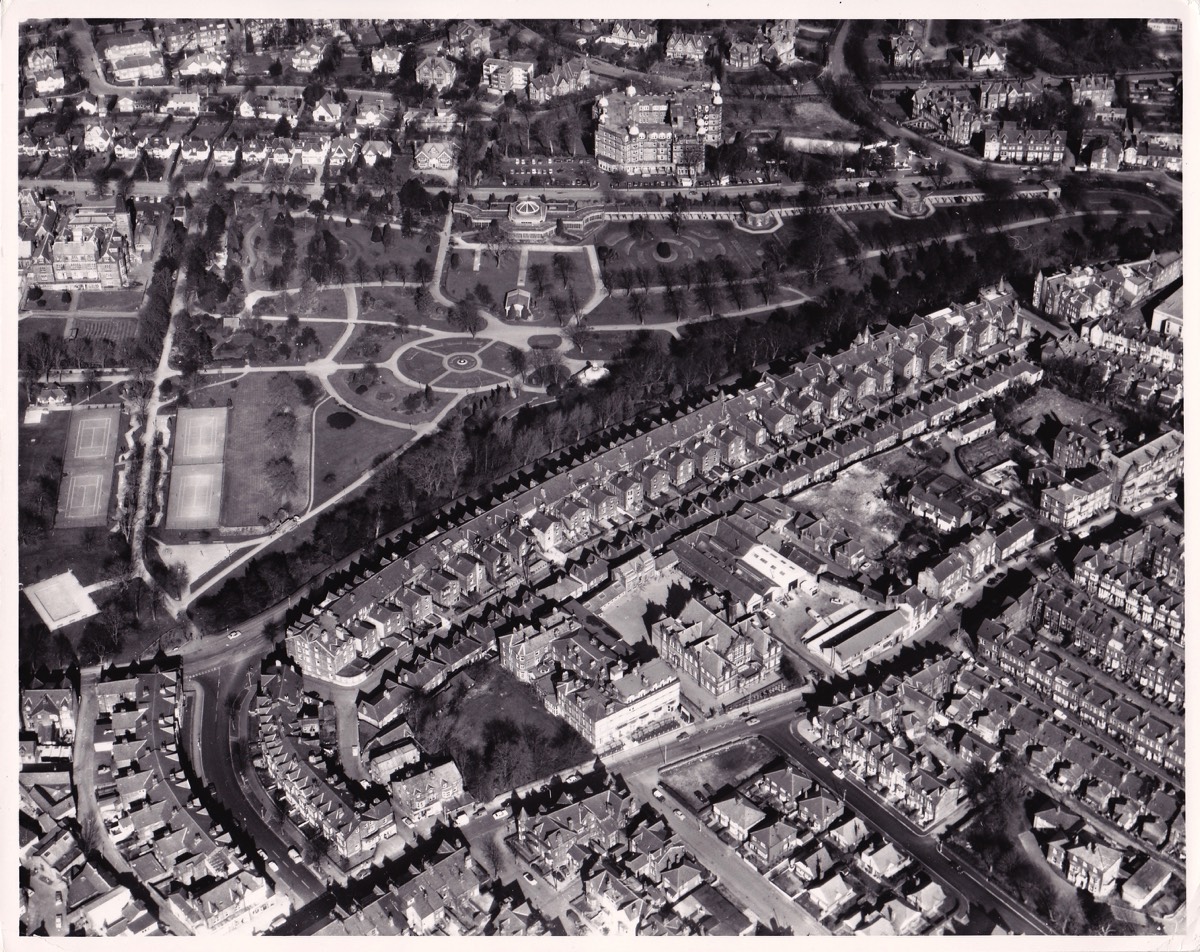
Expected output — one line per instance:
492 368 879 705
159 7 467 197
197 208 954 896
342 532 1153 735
11 12 1188 941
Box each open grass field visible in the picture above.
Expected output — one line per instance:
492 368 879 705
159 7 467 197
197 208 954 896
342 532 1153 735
478 340 519 376
17 316 68 346
661 738 777 811
198 376 312 526
311 405 412 507
77 288 145 312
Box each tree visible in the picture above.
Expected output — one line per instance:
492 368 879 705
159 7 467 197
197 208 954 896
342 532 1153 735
549 295 570 327
264 454 298 497
552 252 574 288
412 258 434 284
527 262 548 296
627 291 648 325
449 301 486 337
353 256 369 285
506 346 528 381
265 405 297 449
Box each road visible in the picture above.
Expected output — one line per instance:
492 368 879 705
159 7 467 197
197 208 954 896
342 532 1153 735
756 717 1053 935
184 654 327 908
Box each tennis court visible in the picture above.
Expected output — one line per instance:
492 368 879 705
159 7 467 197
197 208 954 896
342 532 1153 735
56 407 121 528
173 407 228 464
165 462 225 529
66 407 120 463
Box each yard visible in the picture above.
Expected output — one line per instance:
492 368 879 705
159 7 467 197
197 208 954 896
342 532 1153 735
341 323 420 362
788 457 906 561
660 738 778 812
310 404 413 507
76 287 146 312
409 663 594 802
201 373 314 527
212 315 344 366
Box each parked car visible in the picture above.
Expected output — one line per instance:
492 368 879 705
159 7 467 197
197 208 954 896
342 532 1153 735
673 808 684 819
652 787 665 801
268 860 280 874
746 716 760 726
564 773 580 783
493 808 510 820
522 871 537 886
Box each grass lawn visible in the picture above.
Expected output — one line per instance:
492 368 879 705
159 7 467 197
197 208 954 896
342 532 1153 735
341 324 422 362
523 248 594 302
570 329 671 361
77 288 145 312
311 404 412 507
660 738 777 811
476 340 519 376
256 317 346 360
421 336 490 355
18 317 68 348
396 346 449 385
203 374 314 526
435 367 509 390
583 290 680 326
328 368 451 425
333 221 437 278
443 251 522 306
252 287 348 321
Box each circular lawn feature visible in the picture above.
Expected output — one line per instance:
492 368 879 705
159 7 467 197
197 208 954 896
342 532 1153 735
445 353 480 371
327 411 357 429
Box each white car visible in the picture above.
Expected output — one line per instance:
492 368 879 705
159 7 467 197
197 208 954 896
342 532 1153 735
746 716 760 726
493 808 510 820
833 768 846 780
522 871 537 886
762 608 776 619
817 755 831 768
268 860 280 874
564 774 580 783
227 629 242 641
673 808 684 819
652 788 666 801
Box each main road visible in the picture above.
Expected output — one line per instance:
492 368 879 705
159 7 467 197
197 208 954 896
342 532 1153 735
183 649 327 908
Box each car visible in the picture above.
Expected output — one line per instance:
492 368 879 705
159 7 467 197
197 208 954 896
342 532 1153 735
833 768 846 780
564 773 580 784
522 871 537 887
676 730 689 740
673 808 684 819
817 755 831 768
746 716 760 726
493 808 510 820
401 816 414 829
227 629 242 641
287 847 301 863
762 608 776 619
268 860 280 874
652 788 665 801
